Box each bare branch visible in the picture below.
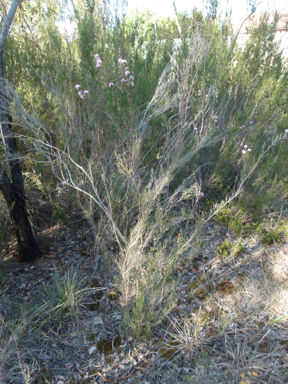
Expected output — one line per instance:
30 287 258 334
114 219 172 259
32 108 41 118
0 0 20 53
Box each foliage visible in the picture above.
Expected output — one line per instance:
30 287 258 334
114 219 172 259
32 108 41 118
1 1 288 338
216 239 245 259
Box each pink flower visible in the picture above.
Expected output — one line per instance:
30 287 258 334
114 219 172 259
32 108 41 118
242 150 247 154
214 116 218 119
194 127 198 131
244 145 248 149
121 79 126 83
109 82 114 87
247 148 251 152
78 91 82 96
118 58 123 63
250 121 254 125
200 192 204 197
125 67 129 71
130 76 134 80
84 90 89 94
125 70 130 76
214 119 217 122
239 127 243 129
285 129 288 133
75 84 81 89
80 94 84 99
122 59 127 64
94 53 99 58
96 59 102 67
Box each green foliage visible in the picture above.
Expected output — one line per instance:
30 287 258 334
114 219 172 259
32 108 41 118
44 267 88 320
257 221 288 245
216 240 245 259
121 265 177 339
262 229 284 245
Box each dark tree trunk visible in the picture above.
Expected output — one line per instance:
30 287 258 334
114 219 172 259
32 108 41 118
0 50 41 262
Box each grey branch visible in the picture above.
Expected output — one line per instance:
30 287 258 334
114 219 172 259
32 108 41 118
0 0 21 52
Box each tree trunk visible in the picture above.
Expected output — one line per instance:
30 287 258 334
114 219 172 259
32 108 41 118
0 0 41 262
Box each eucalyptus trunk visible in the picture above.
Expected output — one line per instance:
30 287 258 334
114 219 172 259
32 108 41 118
0 0 41 262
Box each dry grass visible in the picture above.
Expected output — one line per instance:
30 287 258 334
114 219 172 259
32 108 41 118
148 231 288 384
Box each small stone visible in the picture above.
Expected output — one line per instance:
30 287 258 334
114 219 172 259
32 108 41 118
88 346 97 355
93 316 103 325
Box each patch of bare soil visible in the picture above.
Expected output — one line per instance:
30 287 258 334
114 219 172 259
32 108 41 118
1 222 288 384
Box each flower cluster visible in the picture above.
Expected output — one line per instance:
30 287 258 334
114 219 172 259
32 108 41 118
94 53 103 68
75 84 89 99
214 115 218 123
240 121 254 129
76 55 135 95
242 144 251 154
118 58 134 85
194 127 198 133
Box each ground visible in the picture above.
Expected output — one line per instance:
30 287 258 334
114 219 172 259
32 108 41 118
0 220 288 384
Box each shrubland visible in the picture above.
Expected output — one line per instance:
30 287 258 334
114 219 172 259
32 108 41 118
1 1 288 381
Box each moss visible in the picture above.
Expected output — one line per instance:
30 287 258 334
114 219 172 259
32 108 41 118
97 335 121 355
108 291 118 300
157 338 179 359
237 271 249 281
194 284 213 300
215 281 235 295
87 332 97 343
189 281 199 291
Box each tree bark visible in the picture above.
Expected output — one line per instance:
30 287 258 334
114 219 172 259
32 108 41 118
172 0 182 37
0 0 41 262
